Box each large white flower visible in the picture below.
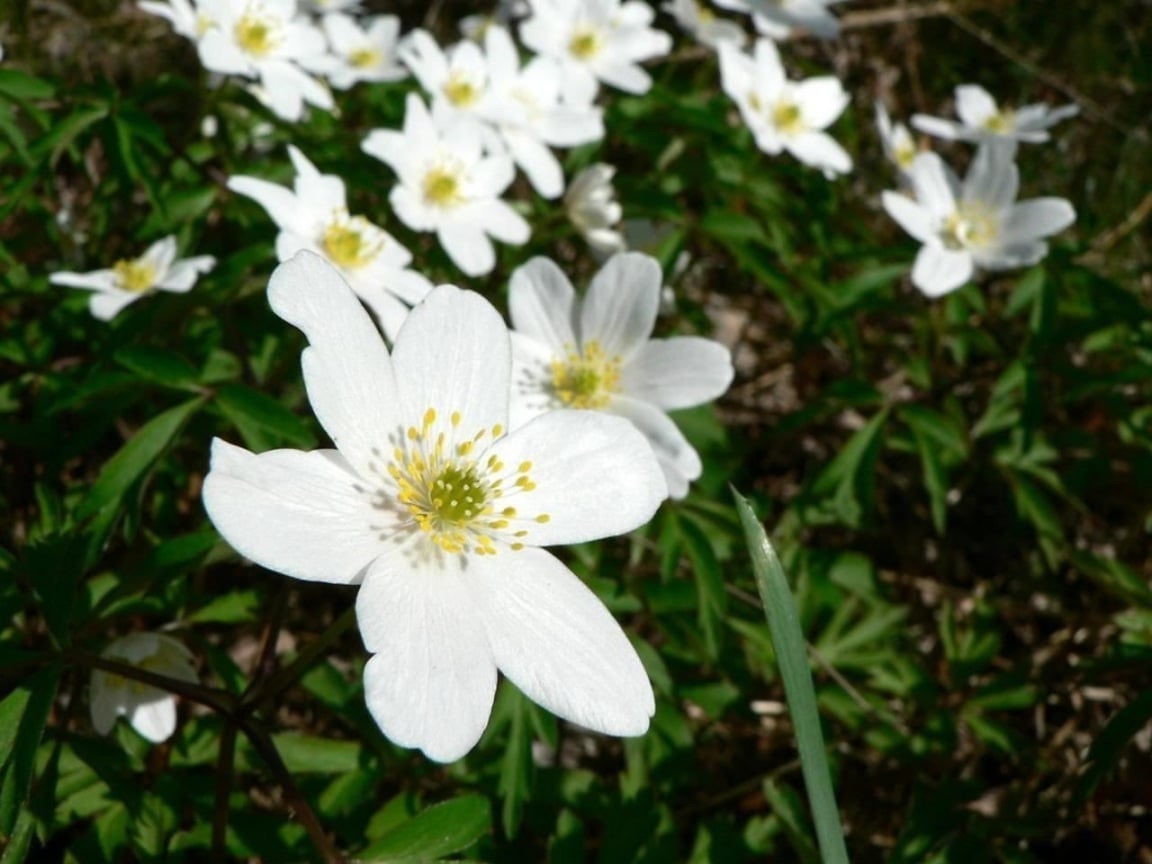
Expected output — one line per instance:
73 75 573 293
882 142 1076 297
714 0 845 40
362 94 530 277
520 0 672 104
228 146 430 341
912 84 1079 144
90 633 198 744
718 38 851 176
196 0 332 121
508 253 734 498
50 236 215 321
565 163 625 255
482 25 604 198
321 13 407 89
203 252 665 762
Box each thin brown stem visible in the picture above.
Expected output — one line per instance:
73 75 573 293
212 722 238 862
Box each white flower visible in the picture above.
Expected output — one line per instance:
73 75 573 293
203 252 666 762
718 38 851 176
90 633 198 743
482 25 604 198
520 0 672 104
303 0 359 12
196 0 333 121
911 84 1079 144
882 142 1076 297
400 29 496 130
714 0 844 40
362 94 530 277
228 146 431 341
321 14 407 89
875 101 920 177
508 253 734 498
138 0 210 39
565 163 625 255
50 236 215 321
662 0 747 48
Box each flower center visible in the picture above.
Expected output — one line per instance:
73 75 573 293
443 72 481 107
349 48 380 69
696 3 715 23
422 165 465 208
942 202 1000 250
569 28 603 60
894 140 916 169
550 340 621 410
384 408 551 556
772 100 805 135
322 214 384 270
981 109 1015 134
235 11 280 58
113 259 157 293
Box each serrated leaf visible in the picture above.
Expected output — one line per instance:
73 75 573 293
357 795 490 862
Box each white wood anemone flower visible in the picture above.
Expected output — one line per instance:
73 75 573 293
321 13 408 90
482 25 605 199
661 0 747 49
195 0 332 122
520 0 673 104
882 142 1076 298
507 253 735 499
912 84 1079 144
202 252 667 763
875 102 921 179
399 29 496 131
228 145 430 342
50 236 215 321
362 94 530 278
718 39 851 177
90 633 198 744
714 0 845 40
564 163 625 256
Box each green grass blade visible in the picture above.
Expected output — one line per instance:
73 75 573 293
733 489 850 864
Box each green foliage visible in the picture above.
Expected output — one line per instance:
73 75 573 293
2 1 1150 861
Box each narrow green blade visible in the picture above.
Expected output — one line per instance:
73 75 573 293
733 489 850 864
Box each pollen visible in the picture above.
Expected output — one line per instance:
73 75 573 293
981 109 1016 134
550 340 622 409
443 72 480 108
113 258 157 294
942 202 1000 251
322 214 384 270
384 408 551 555
771 100 805 136
422 166 465 208
235 11 280 58
349 48 381 69
568 28 603 60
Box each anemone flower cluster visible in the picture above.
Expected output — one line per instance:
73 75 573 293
881 85 1078 297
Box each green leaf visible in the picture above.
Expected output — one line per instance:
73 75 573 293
358 795 491 862
1075 690 1152 802
733 491 849 864
805 410 889 528
678 515 727 660
20 530 87 647
187 589 261 624
215 383 316 450
0 69 56 101
77 396 206 523
0 664 61 835
113 346 203 392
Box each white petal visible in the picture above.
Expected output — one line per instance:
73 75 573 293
596 62 651 95
267 252 400 476
202 439 383 584
438 221 495 277
910 114 966 141
90 291 142 321
358 551 497 763
471 200 530 246
882 191 936 244
50 270 117 291
579 253 661 360
508 257 578 351
954 84 998 128
610 396 700 499
962 141 1018 210
488 409 666 544
468 547 654 736
157 257 215 293
505 132 564 199
391 285 511 439
908 152 959 220
228 176 305 233
621 338 733 410
793 77 848 130
786 131 852 175
911 245 974 298
1000 198 1075 245
128 696 178 743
